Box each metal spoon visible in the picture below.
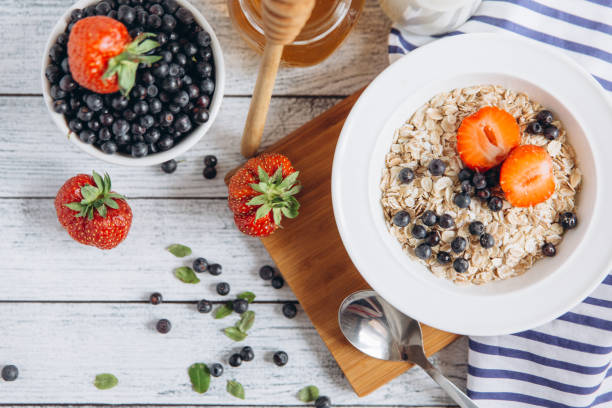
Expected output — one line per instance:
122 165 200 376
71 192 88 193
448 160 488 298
338 290 479 408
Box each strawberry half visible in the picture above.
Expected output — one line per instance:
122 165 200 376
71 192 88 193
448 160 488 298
500 144 555 207
456 106 521 172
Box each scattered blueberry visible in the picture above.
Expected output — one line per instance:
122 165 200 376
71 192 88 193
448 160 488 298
216 282 230 296
415 243 432 260
461 180 474 195
428 159 447 176
560 212 578 230
210 363 223 377
282 302 297 319
453 193 471 209
271 276 284 289
203 166 217 179
425 230 440 246
273 351 288 366
453 258 469 273
437 251 451 264
487 196 503 212
469 221 485 236
527 121 543 134
392 211 411 227
193 257 208 273
411 224 427 239
233 298 249 314
480 233 495 249
536 110 554 125
542 243 556 257
438 214 455 229
476 188 491 201
458 168 474 181
204 155 218 167
208 263 222 276
472 173 487 190
197 299 212 313
1 365 18 382
238 346 255 362
485 166 500 188
315 396 332 408
421 210 438 226
259 265 275 280
161 159 177 173
229 353 242 367
156 318 171 334
398 167 415 184
451 236 467 253
149 292 163 305
543 125 559 140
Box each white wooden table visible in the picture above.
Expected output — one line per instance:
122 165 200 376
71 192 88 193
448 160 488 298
0 0 466 406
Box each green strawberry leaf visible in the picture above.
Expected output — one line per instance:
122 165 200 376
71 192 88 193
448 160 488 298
64 202 84 212
94 373 118 390
167 244 192 258
281 206 299 219
81 185 100 202
237 291 256 303
279 171 300 190
249 183 265 193
104 197 119 209
257 166 269 183
273 208 282 225
214 303 233 319
92 171 104 190
236 310 255 333
226 380 245 399
297 385 319 402
255 204 272 220
246 195 267 206
188 363 211 394
174 267 200 284
271 165 283 184
224 326 248 342
95 203 107 218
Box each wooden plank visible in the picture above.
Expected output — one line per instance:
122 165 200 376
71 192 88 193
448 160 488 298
0 0 390 95
0 96 339 198
0 302 466 405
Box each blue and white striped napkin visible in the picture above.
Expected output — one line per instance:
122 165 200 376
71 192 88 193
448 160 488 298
387 1 612 406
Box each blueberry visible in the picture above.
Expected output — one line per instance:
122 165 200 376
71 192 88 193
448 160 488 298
145 128 162 144
111 95 129 111
451 236 467 253
197 299 212 313
196 31 211 47
420 210 437 226
153 63 169 78
99 128 113 141
203 166 217 179
229 353 242 367
216 282 230 296
168 104 181 114
204 155 218 167
149 98 163 114
163 0 179 13
411 224 427 239
487 166 502 189
315 396 331 408
131 123 146 135
79 130 96 144
149 3 164 15
453 193 471 209
53 99 69 114
131 85 147 100
149 292 162 305
184 43 198 57
167 41 181 54
147 13 162 28
480 233 495 249
527 121 543 134
259 265 275 280
131 142 148 158
117 5 135 24
233 298 249 314
95 1 111 15
101 141 117 155
1 365 18 382
168 63 180 77
438 214 455 229
460 180 474 195
543 125 559 140
437 251 451 264
487 196 503 212
210 363 223 377
282 302 297 319
100 113 114 127
453 258 469 273
45 65 62 83
157 137 174 151
173 91 189 107
472 173 487 189
415 243 432 259
198 47 212 61
271 275 284 289
140 115 155 129
60 57 70 73
187 84 200 99
159 111 174 126
536 110 554 125
70 8 83 21
68 119 83 133
425 230 440 246
392 211 410 227
133 100 149 115
458 168 474 181
559 212 577 230
200 78 215 95
469 221 484 236
196 62 213 77
161 14 176 32
50 84 66 100
398 167 414 184
542 242 556 257
193 109 210 124
49 43 64 63
76 107 93 122
192 257 208 273
162 76 180 93
114 133 131 145
87 120 101 132
476 188 491 201
428 159 446 176
273 351 288 366
156 318 171 334
175 7 194 23
182 75 193 86
240 346 254 362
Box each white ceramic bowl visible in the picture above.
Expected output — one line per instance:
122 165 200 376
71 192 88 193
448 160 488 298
41 0 225 166
332 33 612 336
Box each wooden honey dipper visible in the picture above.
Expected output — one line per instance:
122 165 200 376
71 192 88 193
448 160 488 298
240 0 316 158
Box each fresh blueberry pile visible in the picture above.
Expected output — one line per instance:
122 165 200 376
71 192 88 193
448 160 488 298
526 110 559 140
45 0 215 158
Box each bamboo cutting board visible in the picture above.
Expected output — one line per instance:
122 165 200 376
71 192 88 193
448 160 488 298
232 91 459 397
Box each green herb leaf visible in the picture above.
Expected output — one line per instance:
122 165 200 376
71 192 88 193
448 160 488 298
214 303 233 319
188 363 211 394
167 244 192 258
224 326 248 341
94 373 118 390
297 385 319 402
174 267 200 284
226 380 245 399
237 291 256 303
236 310 255 333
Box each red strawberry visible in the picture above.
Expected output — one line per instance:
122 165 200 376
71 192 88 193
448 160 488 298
55 171 132 249
67 16 161 95
456 106 521 172
228 153 301 237
500 144 555 207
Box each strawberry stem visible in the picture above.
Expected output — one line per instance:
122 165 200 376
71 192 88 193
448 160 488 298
248 166 301 225
64 171 126 220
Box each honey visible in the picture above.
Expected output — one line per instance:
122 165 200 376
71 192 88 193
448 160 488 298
227 0 365 67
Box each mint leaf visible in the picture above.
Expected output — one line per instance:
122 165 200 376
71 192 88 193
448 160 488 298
224 326 248 342
167 244 192 258
236 310 255 333
237 291 256 303
227 380 245 399
174 267 200 284
214 303 233 319
297 385 319 402
94 373 118 390
188 363 211 394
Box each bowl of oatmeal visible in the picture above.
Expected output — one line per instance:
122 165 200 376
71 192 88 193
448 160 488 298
332 33 612 335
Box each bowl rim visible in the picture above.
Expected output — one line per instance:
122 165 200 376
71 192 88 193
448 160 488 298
332 32 612 336
41 0 225 166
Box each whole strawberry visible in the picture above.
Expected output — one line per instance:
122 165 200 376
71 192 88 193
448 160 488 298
67 16 161 95
228 153 301 237
55 171 132 249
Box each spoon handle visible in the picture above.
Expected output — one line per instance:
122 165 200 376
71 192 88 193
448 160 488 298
420 361 480 408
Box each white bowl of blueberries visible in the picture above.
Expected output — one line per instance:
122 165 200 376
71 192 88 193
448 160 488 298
41 0 225 166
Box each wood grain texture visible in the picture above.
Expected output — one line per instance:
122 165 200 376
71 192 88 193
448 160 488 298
0 96 339 198
0 302 467 405
0 0 390 95
254 93 459 396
